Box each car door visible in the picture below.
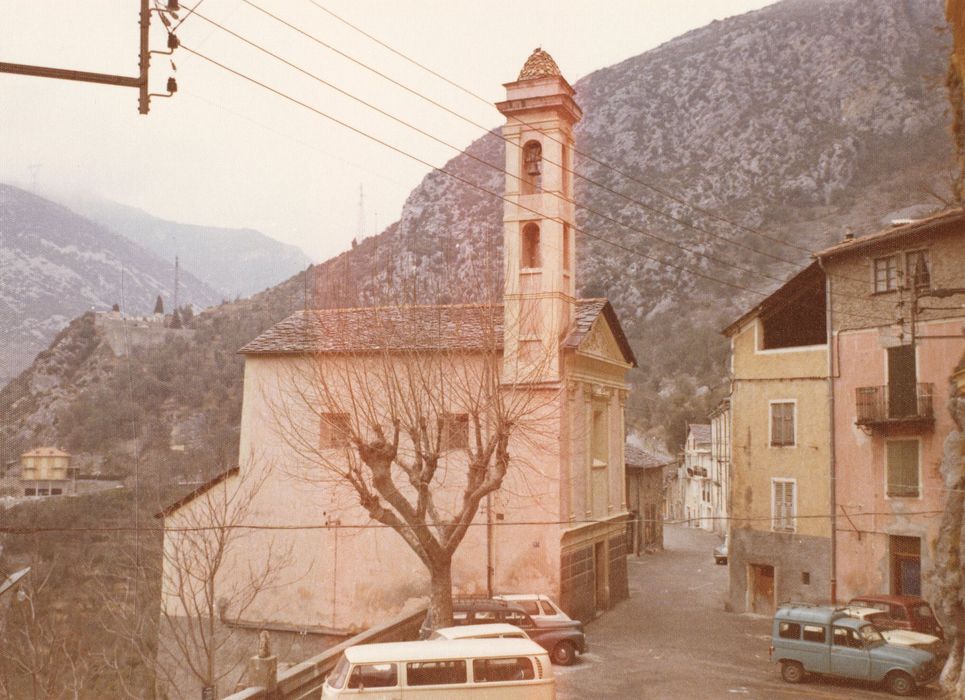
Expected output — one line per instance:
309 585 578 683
830 627 871 679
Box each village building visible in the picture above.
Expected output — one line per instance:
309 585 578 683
709 398 731 537
19 447 75 497
679 424 712 529
723 263 832 614
815 213 965 601
624 443 672 554
159 49 636 697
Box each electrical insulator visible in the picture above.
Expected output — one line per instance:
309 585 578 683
167 77 178 94
167 33 180 50
168 0 180 10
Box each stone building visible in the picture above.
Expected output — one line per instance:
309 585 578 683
624 444 672 553
709 399 731 537
159 49 636 698
19 447 75 497
681 424 712 529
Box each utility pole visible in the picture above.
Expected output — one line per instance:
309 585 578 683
0 0 178 115
174 255 180 313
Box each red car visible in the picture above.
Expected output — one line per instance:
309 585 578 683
848 595 944 639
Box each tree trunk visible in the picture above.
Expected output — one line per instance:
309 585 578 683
931 378 965 698
426 559 453 632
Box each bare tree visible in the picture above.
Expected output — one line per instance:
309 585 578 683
0 560 92 700
148 462 294 699
267 294 560 631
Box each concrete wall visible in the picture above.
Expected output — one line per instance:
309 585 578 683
729 528 831 612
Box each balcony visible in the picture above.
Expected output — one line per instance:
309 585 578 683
855 383 934 429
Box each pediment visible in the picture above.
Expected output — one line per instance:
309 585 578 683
576 316 630 365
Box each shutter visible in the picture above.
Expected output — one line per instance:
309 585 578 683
773 481 794 531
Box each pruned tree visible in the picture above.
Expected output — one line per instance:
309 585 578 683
267 295 559 630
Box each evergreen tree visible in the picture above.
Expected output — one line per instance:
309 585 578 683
153 295 164 314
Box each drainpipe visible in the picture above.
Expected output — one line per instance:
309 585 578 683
818 257 837 604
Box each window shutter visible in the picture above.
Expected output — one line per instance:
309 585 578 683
887 441 919 497
773 481 794 531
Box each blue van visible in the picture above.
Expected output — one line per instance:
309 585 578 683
770 604 939 696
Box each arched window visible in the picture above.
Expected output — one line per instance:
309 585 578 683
521 223 541 268
521 140 542 194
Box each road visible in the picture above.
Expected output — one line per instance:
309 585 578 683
555 525 939 699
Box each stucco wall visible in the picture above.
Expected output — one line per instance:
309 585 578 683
832 320 964 600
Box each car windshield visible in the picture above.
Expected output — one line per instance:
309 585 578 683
860 624 886 646
915 604 935 619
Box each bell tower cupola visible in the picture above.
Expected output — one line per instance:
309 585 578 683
497 48 582 383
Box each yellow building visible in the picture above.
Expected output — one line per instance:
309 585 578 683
19 447 75 497
723 263 831 613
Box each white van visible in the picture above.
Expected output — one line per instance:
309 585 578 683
428 623 530 641
321 638 555 699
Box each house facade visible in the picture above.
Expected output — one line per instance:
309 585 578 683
159 49 636 697
19 447 74 497
681 424 712 529
816 213 965 601
709 399 731 537
625 444 671 553
723 263 832 614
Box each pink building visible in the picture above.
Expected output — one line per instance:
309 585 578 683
817 213 965 601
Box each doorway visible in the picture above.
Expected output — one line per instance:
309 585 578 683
749 564 775 614
594 541 608 614
890 535 921 596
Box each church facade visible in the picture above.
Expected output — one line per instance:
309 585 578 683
160 50 636 687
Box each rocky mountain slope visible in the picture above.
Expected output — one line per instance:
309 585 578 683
0 184 222 384
0 0 955 459
316 0 954 445
67 196 313 299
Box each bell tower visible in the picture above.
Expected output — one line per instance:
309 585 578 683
497 48 582 383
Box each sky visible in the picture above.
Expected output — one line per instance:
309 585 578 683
0 0 777 262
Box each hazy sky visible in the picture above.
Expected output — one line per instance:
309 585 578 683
0 0 776 262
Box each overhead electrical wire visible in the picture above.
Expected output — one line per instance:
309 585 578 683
225 0 901 306
177 18 895 325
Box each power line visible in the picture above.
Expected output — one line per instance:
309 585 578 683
301 0 823 259
178 24 894 325
215 1 899 311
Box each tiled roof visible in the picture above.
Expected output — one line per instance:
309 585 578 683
518 48 562 80
155 467 240 518
815 208 965 259
21 447 69 458
240 305 504 355
625 444 673 470
242 300 637 366
688 424 712 444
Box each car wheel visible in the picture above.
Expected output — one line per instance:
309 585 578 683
780 661 805 684
885 671 916 697
551 641 577 666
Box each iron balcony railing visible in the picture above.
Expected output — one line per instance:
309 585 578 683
855 383 934 427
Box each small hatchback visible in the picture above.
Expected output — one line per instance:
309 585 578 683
770 604 938 696
848 595 944 639
493 594 572 623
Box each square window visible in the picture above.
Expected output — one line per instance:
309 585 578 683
887 440 919 498
874 255 899 292
802 624 826 643
320 413 350 449
770 402 795 447
438 413 469 451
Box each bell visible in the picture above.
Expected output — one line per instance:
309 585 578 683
167 77 178 94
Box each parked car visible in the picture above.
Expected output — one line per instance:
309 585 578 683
322 638 555 699
713 541 728 565
848 595 944 639
770 603 939 696
419 597 587 665
493 594 573 623
429 623 531 641
843 607 945 659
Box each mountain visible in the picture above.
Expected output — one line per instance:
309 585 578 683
314 0 954 445
67 197 313 299
0 0 954 458
0 184 223 384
